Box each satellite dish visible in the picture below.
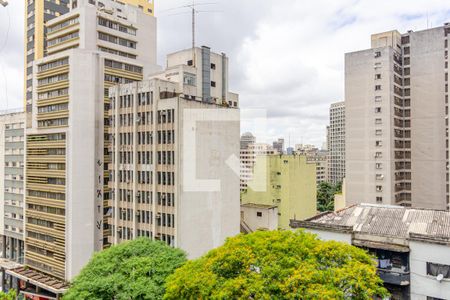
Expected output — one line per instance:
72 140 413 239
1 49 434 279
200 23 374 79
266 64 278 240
437 274 444 282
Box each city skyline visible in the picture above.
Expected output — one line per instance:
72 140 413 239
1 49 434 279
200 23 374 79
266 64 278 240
1 0 450 147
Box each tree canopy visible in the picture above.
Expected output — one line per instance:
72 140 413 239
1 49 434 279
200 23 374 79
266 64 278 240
63 238 186 300
317 181 342 212
164 230 388 300
0 289 16 300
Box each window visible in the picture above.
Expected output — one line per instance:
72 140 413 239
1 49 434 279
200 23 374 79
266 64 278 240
376 174 384 180
376 140 382 147
256 212 262 217
211 81 216 87
375 96 382 102
427 262 450 278
375 163 382 169
375 129 382 136
375 118 382 125
376 196 383 203
375 85 382 91
211 63 216 70
187 60 193 66
376 185 383 192
375 107 382 113
375 152 382 158
404 47 410 55
375 74 381 79
375 51 381 58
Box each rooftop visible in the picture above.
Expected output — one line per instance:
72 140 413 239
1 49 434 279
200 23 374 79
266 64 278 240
6 267 69 294
290 204 450 245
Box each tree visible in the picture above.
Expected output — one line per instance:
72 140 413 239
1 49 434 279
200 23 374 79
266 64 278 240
164 230 388 300
63 238 186 300
317 181 342 212
0 289 16 300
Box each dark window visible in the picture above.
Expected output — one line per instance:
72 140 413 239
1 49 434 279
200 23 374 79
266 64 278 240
256 212 262 217
211 63 216 70
187 60 193 66
211 81 216 87
427 262 450 278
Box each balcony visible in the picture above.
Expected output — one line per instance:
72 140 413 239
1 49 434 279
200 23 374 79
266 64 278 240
377 269 410 286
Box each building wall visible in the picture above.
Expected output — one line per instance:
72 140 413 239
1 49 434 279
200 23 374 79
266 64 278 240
409 241 450 299
303 228 352 244
346 46 396 206
240 206 278 231
346 26 450 210
242 155 317 229
409 28 447 210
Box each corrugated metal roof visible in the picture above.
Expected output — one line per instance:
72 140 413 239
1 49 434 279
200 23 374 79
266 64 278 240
304 204 450 240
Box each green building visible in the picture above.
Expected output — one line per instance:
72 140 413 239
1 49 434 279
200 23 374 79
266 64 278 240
241 155 317 229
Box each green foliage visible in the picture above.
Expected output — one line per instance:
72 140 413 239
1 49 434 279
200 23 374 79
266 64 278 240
63 238 186 300
317 181 342 212
0 289 16 300
164 230 389 300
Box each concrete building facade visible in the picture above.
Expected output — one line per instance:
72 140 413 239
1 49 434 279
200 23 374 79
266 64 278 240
241 155 317 229
345 24 450 210
24 0 157 282
328 101 345 184
107 47 240 258
0 111 25 264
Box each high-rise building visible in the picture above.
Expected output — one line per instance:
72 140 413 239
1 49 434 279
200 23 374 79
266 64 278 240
328 101 345 184
24 0 154 120
272 138 284 154
24 0 157 284
240 132 255 150
240 143 275 191
0 110 25 264
346 24 450 210
108 47 240 259
241 155 317 229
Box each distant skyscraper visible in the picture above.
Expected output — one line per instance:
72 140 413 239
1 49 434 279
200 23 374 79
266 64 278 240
272 138 284 154
240 132 256 149
346 24 450 210
328 101 345 184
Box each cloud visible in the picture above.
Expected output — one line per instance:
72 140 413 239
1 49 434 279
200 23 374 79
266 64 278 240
2 0 450 147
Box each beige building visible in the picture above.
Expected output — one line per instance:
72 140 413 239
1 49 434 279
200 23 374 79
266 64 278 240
24 0 157 285
108 47 240 259
346 24 450 210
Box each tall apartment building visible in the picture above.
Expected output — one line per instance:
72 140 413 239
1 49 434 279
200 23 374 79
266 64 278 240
272 138 284 154
107 47 240 259
328 101 345 184
346 24 450 210
24 0 154 114
0 111 25 263
24 0 157 282
240 143 275 191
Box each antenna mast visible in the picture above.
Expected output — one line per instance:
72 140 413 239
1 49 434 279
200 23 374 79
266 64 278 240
192 0 196 66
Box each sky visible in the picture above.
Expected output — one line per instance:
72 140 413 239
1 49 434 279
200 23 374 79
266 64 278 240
0 0 450 147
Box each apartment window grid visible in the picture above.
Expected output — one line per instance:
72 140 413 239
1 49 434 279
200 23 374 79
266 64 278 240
110 90 177 248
